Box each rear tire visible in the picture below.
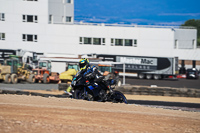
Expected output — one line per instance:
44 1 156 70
11 74 18 84
74 89 84 99
28 74 36 83
5 74 12 84
154 74 161 80
74 89 94 101
43 73 50 84
138 73 145 79
146 74 152 80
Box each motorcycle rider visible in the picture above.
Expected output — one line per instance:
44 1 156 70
65 58 102 96
78 58 102 82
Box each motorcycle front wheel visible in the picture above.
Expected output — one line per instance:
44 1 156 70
110 91 128 104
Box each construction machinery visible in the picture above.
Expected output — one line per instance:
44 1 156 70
0 57 33 83
31 68 60 83
30 60 62 83
0 49 39 69
0 64 12 83
58 64 78 90
32 59 79 84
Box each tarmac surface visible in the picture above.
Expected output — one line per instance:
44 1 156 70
0 77 200 111
0 77 200 91
123 77 200 89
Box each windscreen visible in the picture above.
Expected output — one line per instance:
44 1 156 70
99 66 112 72
39 62 47 67
68 64 79 71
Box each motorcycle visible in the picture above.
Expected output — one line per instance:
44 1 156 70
71 71 128 104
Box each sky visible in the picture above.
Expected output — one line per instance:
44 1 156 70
74 0 200 26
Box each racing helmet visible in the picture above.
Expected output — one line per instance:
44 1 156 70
79 58 89 71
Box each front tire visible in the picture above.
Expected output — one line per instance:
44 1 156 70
11 74 18 84
28 74 36 83
110 91 128 104
5 74 12 84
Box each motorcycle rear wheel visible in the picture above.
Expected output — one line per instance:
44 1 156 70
74 89 94 101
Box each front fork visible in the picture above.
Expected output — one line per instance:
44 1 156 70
82 87 88 100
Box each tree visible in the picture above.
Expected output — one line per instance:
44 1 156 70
181 19 200 46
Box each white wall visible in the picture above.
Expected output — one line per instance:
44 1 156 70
175 29 197 49
48 0 74 23
1 21 199 60
0 0 199 62
0 0 49 24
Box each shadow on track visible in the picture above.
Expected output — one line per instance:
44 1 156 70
128 100 200 109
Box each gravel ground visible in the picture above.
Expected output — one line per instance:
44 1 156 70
0 94 200 133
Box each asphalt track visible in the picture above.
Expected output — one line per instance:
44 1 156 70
128 100 200 112
1 77 199 90
0 78 200 112
123 77 200 89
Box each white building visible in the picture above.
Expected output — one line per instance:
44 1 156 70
0 0 200 69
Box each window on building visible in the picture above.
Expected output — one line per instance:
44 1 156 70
63 0 72 3
192 39 195 49
115 39 123 46
79 37 83 44
102 38 105 45
66 0 71 3
84 37 92 44
174 40 178 49
0 13 5 21
34 35 37 41
111 38 114 46
134 39 137 47
125 39 133 46
22 34 37 42
23 15 38 23
80 37 105 45
0 33 5 40
27 35 33 41
62 16 65 23
35 16 37 22
49 15 53 24
111 39 114 43
27 15 33 22
93 38 101 45
66 16 72 22
111 38 136 46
